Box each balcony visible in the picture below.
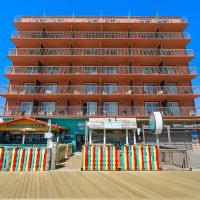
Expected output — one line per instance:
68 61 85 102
8 48 193 56
5 66 197 75
0 85 199 96
15 16 187 24
11 31 191 40
1 106 199 118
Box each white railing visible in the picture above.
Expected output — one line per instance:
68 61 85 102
11 31 191 39
4 66 197 75
0 106 198 118
0 85 199 95
14 16 188 24
8 48 194 57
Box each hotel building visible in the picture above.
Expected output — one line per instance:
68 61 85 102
0 16 200 151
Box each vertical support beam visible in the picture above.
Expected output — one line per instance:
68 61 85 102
142 125 145 144
22 134 25 145
89 130 92 144
167 126 171 145
126 129 129 145
103 129 106 145
133 129 136 145
85 122 88 145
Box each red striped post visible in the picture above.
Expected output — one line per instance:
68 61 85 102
35 148 40 171
155 146 160 170
148 146 152 171
115 147 118 171
28 148 33 171
100 146 102 171
93 146 95 171
141 146 144 170
0 148 4 171
126 146 129 171
20 149 25 171
43 148 47 171
85 146 88 171
107 146 110 171
133 146 137 170
13 148 18 171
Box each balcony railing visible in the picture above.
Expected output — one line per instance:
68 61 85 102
8 48 194 57
0 85 199 95
5 66 197 75
15 16 188 24
0 106 199 118
11 31 191 39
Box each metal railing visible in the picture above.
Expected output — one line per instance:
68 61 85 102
5 66 197 75
0 106 199 118
159 149 191 170
11 31 191 39
0 85 199 95
15 16 188 24
8 48 194 57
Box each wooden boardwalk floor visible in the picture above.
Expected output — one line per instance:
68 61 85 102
0 171 200 199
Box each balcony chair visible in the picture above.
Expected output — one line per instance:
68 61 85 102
189 110 196 116
77 111 83 116
38 111 45 116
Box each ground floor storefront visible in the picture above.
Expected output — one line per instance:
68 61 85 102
1 117 200 151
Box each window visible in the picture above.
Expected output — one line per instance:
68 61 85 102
145 102 159 116
25 67 38 74
166 102 180 116
144 83 157 94
41 102 56 115
103 102 118 116
83 102 97 116
20 102 33 115
165 83 177 94
23 83 36 94
44 67 59 74
103 66 117 74
84 83 97 94
142 67 157 74
84 67 97 74
44 83 57 94
103 83 118 94
162 67 175 74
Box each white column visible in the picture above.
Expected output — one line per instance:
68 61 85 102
85 122 88 145
22 134 25 145
167 126 171 145
89 130 92 144
103 129 106 144
126 129 129 145
142 126 145 144
133 129 136 145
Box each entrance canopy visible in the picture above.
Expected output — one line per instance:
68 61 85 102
87 118 137 129
0 117 66 132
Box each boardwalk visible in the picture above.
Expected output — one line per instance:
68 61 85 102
0 171 200 199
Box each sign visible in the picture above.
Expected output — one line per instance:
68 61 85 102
88 118 137 129
149 112 163 135
44 132 53 139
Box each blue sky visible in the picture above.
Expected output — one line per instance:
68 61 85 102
0 0 199 107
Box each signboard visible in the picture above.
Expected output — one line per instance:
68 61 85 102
44 132 53 139
88 118 137 129
149 112 163 135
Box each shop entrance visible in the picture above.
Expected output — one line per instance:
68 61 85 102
76 134 85 152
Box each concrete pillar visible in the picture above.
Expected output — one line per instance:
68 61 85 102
22 134 25 145
85 123 88 145
133 129 136 145
89 130 92 144
126 129 129 145
103 129 106 144
142 126 145 144
167 126 171 144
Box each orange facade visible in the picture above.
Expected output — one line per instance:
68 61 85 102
1 16 199 119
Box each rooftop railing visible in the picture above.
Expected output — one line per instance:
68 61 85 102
11 31 191 40
0 85 199 95
14 16 188 24
8 48 194 57
4 66 197 75
0 106 199 118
